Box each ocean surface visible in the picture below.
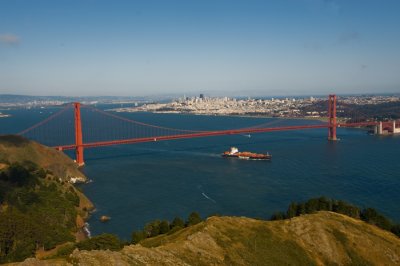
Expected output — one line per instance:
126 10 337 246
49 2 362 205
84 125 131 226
1 106 399 240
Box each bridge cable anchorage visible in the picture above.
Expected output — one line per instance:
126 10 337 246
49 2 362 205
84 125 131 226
17 104 72 136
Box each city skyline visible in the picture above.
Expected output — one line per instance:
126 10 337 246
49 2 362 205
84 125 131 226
1 0 400 96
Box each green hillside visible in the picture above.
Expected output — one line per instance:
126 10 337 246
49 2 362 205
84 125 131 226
0 135 93 263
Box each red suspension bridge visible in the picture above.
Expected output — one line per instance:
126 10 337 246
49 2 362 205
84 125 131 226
17 94 398 166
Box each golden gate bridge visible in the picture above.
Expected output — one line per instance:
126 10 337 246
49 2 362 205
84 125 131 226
17 95 398 166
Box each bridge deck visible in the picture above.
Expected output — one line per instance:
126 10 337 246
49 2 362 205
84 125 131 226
56 122 380 150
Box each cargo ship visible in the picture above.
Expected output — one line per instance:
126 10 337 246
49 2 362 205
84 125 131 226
222 147 272 161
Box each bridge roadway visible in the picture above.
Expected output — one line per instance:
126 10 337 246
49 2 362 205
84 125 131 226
55 121 379 151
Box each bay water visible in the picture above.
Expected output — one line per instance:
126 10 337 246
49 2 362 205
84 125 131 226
1 106 399 240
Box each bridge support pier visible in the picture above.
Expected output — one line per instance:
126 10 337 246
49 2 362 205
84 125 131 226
328 94 337 141
392 121 400 134
375 122 383 135
74 102 85 166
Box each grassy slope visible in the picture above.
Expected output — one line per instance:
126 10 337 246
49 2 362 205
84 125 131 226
63 211 400 266
0 135 86 182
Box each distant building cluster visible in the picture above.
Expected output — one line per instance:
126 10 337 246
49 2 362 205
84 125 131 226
113 94 400 119
114 94 321 118
1 94 399 120
0 100 66 108
339 96 400 105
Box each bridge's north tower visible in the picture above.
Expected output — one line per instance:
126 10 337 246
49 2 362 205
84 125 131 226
328 94 337 141
74 102 84 166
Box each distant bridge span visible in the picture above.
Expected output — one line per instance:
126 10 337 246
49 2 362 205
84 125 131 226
56 121 379 151
17 94 396 166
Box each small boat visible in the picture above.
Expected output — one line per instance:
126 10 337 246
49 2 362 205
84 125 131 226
100 215 111 222
222 147 271 161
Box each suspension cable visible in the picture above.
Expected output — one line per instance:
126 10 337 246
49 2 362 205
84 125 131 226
83 105 209 133
18 104 72 135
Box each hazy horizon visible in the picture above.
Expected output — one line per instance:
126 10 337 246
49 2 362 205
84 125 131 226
1 0 400 96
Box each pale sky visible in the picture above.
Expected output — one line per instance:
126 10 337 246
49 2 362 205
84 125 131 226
1 0 399 96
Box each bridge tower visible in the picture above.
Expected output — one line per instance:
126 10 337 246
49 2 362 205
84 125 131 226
74 102 84 166
328 94 337 141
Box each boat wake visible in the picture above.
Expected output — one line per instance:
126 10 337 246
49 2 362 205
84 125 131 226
198 185 216 203
201 192 216 203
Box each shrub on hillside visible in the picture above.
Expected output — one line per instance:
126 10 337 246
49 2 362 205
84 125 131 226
76 234 123 251
171 217 185 229
131 231 146 244
187 212 202 226
280 197 399 239
360 208 393 231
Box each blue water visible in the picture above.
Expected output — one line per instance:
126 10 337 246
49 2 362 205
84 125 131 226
1 106 399 240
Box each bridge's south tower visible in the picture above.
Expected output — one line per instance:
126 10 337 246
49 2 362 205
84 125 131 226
74 102 84 166
328 94 337 141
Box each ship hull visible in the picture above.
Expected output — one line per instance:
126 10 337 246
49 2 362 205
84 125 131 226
222 154 272 161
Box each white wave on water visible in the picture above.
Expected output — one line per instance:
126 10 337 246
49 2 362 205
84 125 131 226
197 185 216 203
83 222 92 238
201 192 216 203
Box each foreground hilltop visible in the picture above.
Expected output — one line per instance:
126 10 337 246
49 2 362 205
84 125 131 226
17 211 400 266
0 135 86 183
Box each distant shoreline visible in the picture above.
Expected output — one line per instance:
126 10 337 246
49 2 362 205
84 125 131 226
110 108 329 123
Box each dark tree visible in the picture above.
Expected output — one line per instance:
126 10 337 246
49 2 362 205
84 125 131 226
270 212 286 220
360 208 393 231
391 224 400 238
144 220 161 237
332 200 360 218
36 168 47 179
296 203 306 216
131 231 146 244
286 202 298 218
76 234 123 251
8 164 37 187
159 220 170 234
187 212 202 226
171 217 185 229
